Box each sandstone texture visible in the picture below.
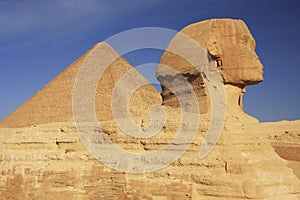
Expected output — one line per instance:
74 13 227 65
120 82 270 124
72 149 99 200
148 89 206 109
0 18 299 199
0 115 299 199
157 19 263 113
261 120 300 179
159 18 264 86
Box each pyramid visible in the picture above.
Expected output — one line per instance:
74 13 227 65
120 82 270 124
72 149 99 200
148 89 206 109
0 42 162 128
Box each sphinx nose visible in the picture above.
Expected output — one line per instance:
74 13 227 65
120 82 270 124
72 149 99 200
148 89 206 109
253 52 263 70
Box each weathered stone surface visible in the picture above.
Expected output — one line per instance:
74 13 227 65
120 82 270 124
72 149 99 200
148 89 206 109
0 19 299 199
157 18 263 113
261 120 300 179
0 116 299 199
158 18 263 85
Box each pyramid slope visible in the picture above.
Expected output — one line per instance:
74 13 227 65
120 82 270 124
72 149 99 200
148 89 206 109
0 42 161 128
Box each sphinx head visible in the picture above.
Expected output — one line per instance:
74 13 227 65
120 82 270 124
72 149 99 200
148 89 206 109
157 19 264 113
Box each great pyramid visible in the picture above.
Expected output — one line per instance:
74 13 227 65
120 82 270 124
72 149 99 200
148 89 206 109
0 42 162 128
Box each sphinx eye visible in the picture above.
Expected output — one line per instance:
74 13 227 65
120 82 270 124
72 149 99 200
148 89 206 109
216 60 222 67
214 59 222 68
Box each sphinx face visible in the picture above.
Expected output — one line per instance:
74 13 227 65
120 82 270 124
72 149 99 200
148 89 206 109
209 19 264 86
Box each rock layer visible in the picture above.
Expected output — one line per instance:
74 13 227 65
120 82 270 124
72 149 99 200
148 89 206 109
0 19 299 199
0 116 299 199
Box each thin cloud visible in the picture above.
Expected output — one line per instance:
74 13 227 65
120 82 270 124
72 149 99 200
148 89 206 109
0 1 99 37
0 0 163 39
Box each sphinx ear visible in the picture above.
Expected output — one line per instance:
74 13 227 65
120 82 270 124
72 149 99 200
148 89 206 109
207 33 222 60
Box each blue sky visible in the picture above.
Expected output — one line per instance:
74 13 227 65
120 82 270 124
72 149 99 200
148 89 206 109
0 0 299 122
